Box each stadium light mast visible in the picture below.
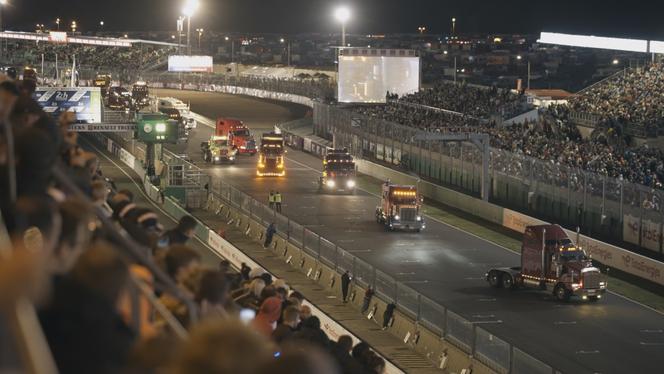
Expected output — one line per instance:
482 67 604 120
196 28 204 51
334 6 351 47
280 37 291 66
451 17 456 35
182 0 199 56
0 0 7 32
56 17 60 30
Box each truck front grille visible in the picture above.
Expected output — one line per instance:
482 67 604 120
400 207 417 222
583 271 601 289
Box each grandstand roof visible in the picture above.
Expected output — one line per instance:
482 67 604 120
0 31 180 48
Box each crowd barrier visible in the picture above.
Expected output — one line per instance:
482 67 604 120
91 133 409 374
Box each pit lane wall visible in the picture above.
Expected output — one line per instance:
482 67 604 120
355 158 664 287
148 82 314 108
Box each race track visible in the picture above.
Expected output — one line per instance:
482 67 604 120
153 88 664 374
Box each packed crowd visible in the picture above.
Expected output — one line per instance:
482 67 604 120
0 75 386 373
4 41 174 72
388 81 529 119
353 97 664 189
569 63 664 135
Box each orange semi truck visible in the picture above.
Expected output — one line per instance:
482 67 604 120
216 118 257 155
375 182 425 232
486 224 607 302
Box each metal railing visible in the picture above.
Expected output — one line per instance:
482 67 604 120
203 176 558 374
315 102 664 256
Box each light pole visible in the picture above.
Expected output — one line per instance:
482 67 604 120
182 0 199 56
71 20 77 33
418 26 426 34
0 0 7 32
451 17 456 35
99 20 104 32
196 28 204 51
177 17 184 55
225 36 234 63
56 17 60 30
280 38 291 66
516 55 531 90
334 6 351 47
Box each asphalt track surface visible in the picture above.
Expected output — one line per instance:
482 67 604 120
153 89 664 374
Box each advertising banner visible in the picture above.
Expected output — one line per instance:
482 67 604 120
168 55 213 73
34 87 102 123
622 214 641 246
641 219 661 253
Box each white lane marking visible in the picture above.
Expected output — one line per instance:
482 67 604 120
554 321 577 325
348 249 372 253
471 320 503 324
337 239 355 243
400 280 429 284
396 272 416 276
640 342 664 346
477 298 496 302
575 350 600 354
189 107 664 317
464 277 484 280
471 314 496 318
640 329 664 333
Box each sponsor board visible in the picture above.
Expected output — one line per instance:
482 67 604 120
502 209 547 233
623 214 640 246
641 219 661 253
168 55 213 73
207 230 264 272
68 123 137 132
34 87 102 123
119 148 135 169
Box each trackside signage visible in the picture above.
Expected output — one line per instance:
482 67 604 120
34 87 102 123
68 123 137 132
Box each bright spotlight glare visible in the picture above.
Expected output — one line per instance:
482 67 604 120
335 6 351 23
182 0 200 17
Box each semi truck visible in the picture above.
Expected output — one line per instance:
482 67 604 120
131 81 150 108
486 224 607 302
200 120 238 164
375 182 425 232
93 74 112 96
216 118 257 155
319 148 356 194
257 132 285 177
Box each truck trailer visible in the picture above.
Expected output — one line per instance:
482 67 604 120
486 224 607 302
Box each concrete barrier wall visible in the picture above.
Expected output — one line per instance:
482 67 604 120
356 158 664 287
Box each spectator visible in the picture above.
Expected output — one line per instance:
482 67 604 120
291 315 330 349
361 286 375 313
195 269 231 320
39 243 135 374
258 344 340 374
173 320 273 374
163 215 197 245
382 303 396 330
272 305 300 343
164 245 201 286
252 296 283 337
264 222 277 248
52 198 95 275
341 270 351 303
91 180 113 217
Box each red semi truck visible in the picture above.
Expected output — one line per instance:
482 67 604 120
216 118 257 155
486 224 607 302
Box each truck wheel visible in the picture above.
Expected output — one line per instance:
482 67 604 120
488 271 501 288
554 285 571 302
501 274 514 289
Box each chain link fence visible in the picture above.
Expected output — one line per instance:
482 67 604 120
315 101 664 255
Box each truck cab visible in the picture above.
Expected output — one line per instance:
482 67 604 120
486 224 607 302
158 97 195 129
107 86 134 110
375 182 425 232
257 133 285 177
319 148 356 194
132 81 150 108
201 136 236 164
93 74 112 96
216 118 256 155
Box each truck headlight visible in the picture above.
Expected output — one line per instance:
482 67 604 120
346 180 356 188
599 281 606 288
326 180 335 188
258 162 265 168
416 216 422 221
394 215 400 221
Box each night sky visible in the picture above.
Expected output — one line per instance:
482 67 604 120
4 0 664 38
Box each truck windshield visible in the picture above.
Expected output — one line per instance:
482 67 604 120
326 162 354 171
559 249 587 262
214 139 228 146
233 129 250 137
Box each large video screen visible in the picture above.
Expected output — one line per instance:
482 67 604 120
168 55 213 73
34 87 102 123
338 56 420 103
